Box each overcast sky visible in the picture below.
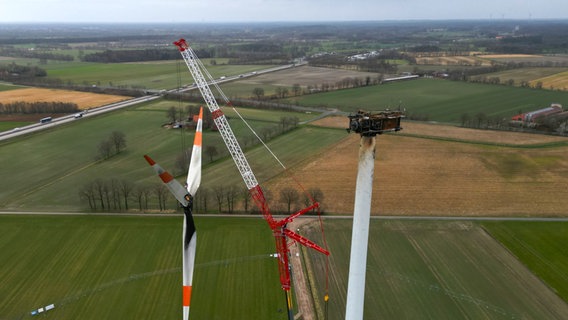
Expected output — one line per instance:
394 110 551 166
0 0 566 23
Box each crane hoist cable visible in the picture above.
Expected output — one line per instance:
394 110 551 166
176 56 187 158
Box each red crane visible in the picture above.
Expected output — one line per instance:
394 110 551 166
173 38 329 294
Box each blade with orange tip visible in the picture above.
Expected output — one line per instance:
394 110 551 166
143 154 189 207
186 107 203 197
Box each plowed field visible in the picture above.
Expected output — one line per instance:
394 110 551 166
267 117 568 216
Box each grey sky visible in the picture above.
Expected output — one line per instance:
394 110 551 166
0 0 566 23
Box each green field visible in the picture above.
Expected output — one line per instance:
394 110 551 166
0 82 26 92
0 214 286 320
303 219 568 319
2 215 568 320
287 78 568 123
482 221 568 302
0 100 345 212
0 56 273 90
0 122 31 131
42 60 273 90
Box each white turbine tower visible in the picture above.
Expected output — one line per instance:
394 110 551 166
345 110 404 320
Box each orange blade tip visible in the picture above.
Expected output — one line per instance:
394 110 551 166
143 155 156 166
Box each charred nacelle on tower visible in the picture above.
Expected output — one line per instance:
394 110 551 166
347 110 405 136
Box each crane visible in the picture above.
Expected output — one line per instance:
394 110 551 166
173 39 329 299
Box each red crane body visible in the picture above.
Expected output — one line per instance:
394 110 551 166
174 38 328 291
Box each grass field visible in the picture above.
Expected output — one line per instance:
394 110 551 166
481 221 568 302
0 99 344 211
286 78 568 123
0 121 30 131
4 215 566 319
0 214 286 320
303 218 568 319
3 99 568 216
42 60 273 90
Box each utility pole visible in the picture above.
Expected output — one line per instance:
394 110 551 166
345 110 404 320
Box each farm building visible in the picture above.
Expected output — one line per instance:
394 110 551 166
511 103 563 122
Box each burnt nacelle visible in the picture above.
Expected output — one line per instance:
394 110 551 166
347 110 404 136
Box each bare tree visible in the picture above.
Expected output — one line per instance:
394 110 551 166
119 179 134 210
175 149 191 175
225 185 239 213
292 83 301 96
97 139 113 160
197 187 210 213
252 87 264 100
213 186 225 212
110 178 122 211
280 187 299 214
167 106 177 123
241 187 251 213
110 131 126 154
154 184 169 211
79 182 97 210
93 179 107 210
205 145 218 162
133 186 145 211
304 187 325 214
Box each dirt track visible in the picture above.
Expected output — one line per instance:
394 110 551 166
289 219 316 320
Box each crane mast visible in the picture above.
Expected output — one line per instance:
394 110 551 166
174 38 328 291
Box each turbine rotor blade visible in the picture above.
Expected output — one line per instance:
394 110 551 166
186 107 203 197
144 154 189 207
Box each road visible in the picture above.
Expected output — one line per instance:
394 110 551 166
0 62 304 142
0 95 161 142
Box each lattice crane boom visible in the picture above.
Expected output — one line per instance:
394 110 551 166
174 38 328 291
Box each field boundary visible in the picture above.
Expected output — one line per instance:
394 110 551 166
398 132 568 148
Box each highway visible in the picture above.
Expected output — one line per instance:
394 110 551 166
0 62 303 142
0 95 161 142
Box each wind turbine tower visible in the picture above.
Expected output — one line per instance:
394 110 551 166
345 110 404 320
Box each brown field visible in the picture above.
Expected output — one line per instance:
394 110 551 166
415 56 492 66
267 117 568 216
240 66 379 87
479 54 541 59
0 87 128 110
479 54 568 64
531 70 568 90
312 116 568 145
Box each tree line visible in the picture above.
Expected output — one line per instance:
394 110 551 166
0 47 74 62
0 63 46 81
81 49 180 63
79 177 326 215
308 54 398 74
0 101 78 115
95 131 127 161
